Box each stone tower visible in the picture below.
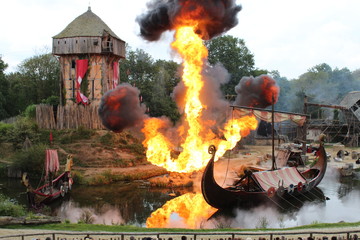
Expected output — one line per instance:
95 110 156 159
52 7 126 105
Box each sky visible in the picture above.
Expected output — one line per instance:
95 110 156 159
1 0 360 79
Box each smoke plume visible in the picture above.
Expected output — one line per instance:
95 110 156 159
98 84 146 132
234 75 280 108
137 0 242 41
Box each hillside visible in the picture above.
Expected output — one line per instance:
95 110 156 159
0 124 167 184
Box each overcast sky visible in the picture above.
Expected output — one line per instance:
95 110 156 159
1 0 359 79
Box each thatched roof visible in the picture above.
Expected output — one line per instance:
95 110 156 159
340 91 360 109
53 7 122 40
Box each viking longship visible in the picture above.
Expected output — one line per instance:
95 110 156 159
201 106 327 209
22 150 74 208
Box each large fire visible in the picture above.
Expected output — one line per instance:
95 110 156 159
146 193 216 228
141 24 258 173
98 0 280 230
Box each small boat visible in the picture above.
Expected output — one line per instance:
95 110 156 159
201 105 328 210
22 150 74 209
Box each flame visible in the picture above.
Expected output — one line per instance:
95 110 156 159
261 75 280 104
146 193 216 229
141 23 258 173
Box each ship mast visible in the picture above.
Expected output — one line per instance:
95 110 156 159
271 94 277 170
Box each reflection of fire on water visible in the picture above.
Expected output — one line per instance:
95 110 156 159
146 193 216 228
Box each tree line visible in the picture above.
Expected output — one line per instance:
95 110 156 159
1 35 360 122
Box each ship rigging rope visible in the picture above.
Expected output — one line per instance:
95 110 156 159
221 107 234 187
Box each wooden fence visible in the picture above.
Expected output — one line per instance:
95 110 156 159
1 229 360 240
36 104 104 130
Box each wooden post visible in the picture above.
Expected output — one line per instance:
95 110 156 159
271 94 277 170
302 95 308 155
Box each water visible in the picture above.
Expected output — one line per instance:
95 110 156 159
1 166 360 228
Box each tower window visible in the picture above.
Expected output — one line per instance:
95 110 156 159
71 60 76 69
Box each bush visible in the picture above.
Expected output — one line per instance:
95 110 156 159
41 95 60 106
0 122 14 142
10 143 47 177
6 117 39 149
126 143 145 156
23 104 37 119
71 170 85 185
0 194 26 217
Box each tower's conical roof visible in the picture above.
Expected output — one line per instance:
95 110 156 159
53 7 122 40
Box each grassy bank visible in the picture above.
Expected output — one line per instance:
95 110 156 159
2 221 360 232
0 117 163 184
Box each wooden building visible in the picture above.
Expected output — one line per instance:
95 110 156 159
35 7 126 129
52 7 126 105
305 91 360 147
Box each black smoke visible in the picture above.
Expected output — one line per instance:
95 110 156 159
234 75 280 108
98 84 146 132
137 0 242 41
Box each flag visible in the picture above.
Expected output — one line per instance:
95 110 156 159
76 59 89 104
113 61 119 89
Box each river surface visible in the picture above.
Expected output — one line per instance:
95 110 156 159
1 166 360 229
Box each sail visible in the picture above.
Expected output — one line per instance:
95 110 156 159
232 106 306 126
45 149 59 177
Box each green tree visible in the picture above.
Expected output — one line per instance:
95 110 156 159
0 57 10 120
285 63 360 118
206 35 255 95
6 72 34 116
120 47 181 122
149 60 181 122
120 48 155 100
17 52 60 104
4 53 60 117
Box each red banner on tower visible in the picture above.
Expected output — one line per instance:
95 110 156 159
76 59 89 104
113 61 119 89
